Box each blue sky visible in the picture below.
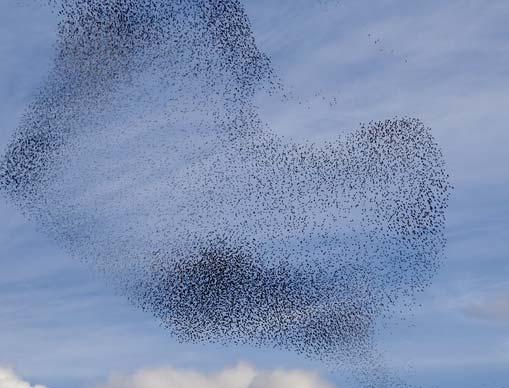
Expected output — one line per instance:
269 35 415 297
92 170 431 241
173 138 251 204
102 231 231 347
0 1 508 387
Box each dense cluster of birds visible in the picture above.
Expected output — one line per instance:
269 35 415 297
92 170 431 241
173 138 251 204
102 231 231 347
0 0 451 386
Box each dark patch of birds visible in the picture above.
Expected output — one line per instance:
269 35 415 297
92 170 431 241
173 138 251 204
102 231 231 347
0 1 451 386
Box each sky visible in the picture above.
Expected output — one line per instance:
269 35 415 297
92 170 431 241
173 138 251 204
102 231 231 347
0 1 508 387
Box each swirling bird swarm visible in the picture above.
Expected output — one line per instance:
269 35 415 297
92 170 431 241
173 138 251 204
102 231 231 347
0 1 451 386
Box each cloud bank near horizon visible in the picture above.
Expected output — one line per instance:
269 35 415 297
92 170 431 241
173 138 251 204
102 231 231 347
0 367 47 388
97 363 334 388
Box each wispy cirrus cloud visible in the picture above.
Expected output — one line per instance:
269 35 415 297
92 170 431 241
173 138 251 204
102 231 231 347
462 293 509 323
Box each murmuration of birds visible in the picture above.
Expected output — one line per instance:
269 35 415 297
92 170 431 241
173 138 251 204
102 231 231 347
0 1 451 386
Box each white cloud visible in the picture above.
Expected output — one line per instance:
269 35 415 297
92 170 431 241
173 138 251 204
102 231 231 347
97 363 334 388
0 367 47 388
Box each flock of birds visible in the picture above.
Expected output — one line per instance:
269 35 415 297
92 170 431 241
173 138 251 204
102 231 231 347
0 1 451 386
